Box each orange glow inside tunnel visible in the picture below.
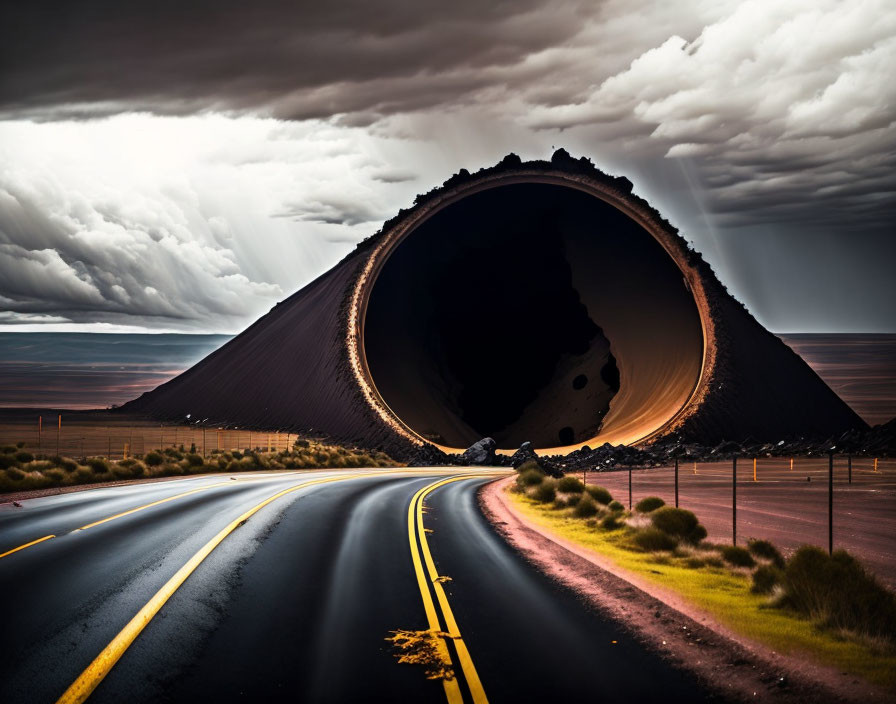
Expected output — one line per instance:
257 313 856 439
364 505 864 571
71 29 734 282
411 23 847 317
361 181 705 454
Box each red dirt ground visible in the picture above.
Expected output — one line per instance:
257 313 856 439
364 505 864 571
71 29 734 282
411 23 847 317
583 457 896 586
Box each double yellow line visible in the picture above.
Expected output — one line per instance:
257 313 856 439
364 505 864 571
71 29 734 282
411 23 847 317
408 476 489 704
56 472 370 704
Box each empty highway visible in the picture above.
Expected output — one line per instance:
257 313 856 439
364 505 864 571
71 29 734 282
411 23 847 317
0 469 710 703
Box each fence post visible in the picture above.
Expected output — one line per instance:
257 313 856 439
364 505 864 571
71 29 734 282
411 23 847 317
38 415 42 451
828 450 834 555
57 414 61 455
628 465 632 510
674 459 679 507
732 456 737 545
753 457 757 482
848 453 852 484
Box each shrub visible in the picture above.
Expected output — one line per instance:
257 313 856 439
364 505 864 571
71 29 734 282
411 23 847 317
0 454 18 469
225 460 241 473
44 468 66 482
517 468 545 487
159 463 183 476
557 476 585 493
752 565 783 594
573 497 599 518
118 458 137 468
15 451 34 463
16 441 25 448
73 466 94 484
721 545 756 568
780 546 896 640
632 528 678 552
600 513 623 531
112 463 135 479
185 453 204 467
130 462 146 477
86 457 110 474
586 485 613 505
651 507 707 544
144 451 164 467
59 458 78 472
635 496 665 513
5 466 25 480
532 481 556 503
607 499 624 512
748 539 785 568
1 445 16 453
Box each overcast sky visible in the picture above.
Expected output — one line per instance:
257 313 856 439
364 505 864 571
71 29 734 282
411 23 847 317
1 0 893 333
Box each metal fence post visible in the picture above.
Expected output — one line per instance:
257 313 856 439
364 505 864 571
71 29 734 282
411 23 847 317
628 465 632 510
732 456 737 545
674 459 679 507
828 450 834 555
848 453 852 484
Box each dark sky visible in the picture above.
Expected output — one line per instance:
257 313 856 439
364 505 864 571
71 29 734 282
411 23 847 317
0 0 893 332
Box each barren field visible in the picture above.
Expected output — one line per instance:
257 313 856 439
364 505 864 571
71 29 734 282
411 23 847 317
585 457 896 586
0 409 294 459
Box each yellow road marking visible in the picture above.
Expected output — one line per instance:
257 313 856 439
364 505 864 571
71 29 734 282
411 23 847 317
56 472 370 704
417 480 488 704
408 475 491 704
75 481 235 531
407 480 464 704
0 534 56 560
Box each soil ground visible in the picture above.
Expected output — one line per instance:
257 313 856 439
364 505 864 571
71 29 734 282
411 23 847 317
0 408 293 459
583 457 896 586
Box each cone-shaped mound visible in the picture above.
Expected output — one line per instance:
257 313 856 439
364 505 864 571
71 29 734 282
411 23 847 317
123 151 867 457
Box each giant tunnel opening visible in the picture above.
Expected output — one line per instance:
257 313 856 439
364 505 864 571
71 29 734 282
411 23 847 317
363 182 704 452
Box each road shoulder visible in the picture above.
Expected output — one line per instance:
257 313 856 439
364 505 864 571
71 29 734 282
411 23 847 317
479 476 885 704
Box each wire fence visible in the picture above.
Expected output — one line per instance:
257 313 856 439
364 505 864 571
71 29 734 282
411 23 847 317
0 415 297 460
583 457 896 586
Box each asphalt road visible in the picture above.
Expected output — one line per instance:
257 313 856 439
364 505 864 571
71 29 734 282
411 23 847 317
0 470 711 703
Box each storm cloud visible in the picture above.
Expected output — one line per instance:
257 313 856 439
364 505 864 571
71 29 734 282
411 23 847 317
0 0 893 332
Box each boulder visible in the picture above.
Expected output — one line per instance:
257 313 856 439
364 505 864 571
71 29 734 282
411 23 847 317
509 441 537 468
462 437 497 466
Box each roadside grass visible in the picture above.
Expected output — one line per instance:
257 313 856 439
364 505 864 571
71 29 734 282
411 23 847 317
507 488 896 689
0 439 402 494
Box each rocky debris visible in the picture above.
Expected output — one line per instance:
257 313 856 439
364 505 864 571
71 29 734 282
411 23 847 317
509 441 537 468
406 442 458 467
462 437 497 466
386 416 895 471
548 418 896 474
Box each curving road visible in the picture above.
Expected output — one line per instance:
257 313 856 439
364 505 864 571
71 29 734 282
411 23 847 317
0 469 711 703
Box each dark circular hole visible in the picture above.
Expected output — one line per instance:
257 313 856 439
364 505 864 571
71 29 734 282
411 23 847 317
558 426 575 444
572 374 588 390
